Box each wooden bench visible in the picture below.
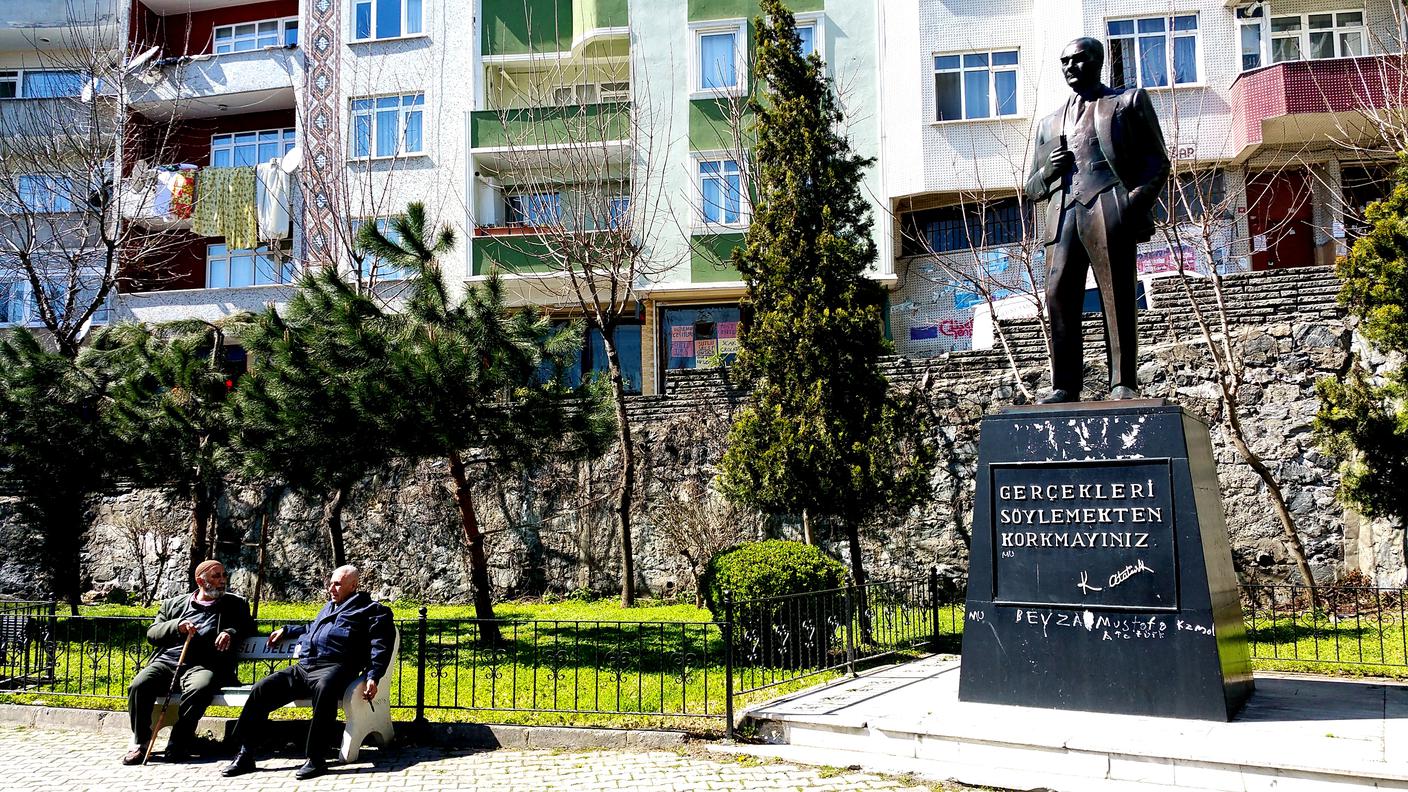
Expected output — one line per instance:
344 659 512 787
153 629 398 762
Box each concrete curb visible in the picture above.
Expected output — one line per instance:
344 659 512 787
0 704 689 751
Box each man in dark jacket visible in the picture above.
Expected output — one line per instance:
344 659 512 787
124 559 254 765
223 565 395 780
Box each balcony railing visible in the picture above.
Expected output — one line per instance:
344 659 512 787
470 101 632 150
127 46 301 119
1230 54 1408 156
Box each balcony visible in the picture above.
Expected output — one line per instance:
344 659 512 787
1230 54 1408 159
0 0 120 51
482 0 628 59
110 283 297 325
0 97 117 143
470 101 632 150
471 232 563 277
127 46 301 120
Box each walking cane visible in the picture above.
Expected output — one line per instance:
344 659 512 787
143 631 195 765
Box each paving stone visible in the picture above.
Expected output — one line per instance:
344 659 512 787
0 724 930 791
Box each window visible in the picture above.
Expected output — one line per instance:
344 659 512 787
608 196 630 228
213 18 298 53
1238 5 1265 71
698 158 744 226
350 93 425 159
357 219 413 281
692 22 745 95
0 279 108 326
506 192 563 226
11 174 75 213
1153 171 1226 225
541 324 643 394
797 23 816 58
901 198 1032 256
211 128 296 168
353 0 422 41
1270 11 1364 63
0 69 85 99
934 50 1019 121
662 306 740 373
206 241 296 288
1107 15 1199 89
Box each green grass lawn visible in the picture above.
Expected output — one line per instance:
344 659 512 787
5 597 1405 735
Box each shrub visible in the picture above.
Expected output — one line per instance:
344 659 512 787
700 540 848 620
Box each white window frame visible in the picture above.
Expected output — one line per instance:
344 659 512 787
689 19 747 99
795 12 824 61
212 16 298 54
205 240 296 289
1106 13 1203 90
1237 4 1266 72
0 278 109 327
932 48 1022 123
693 153 748 230
0 68 86 99
350 0 425 43
1268 10 1366 64
349 92 426 160
210 127 297 168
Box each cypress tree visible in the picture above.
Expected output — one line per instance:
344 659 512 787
721 0 935 597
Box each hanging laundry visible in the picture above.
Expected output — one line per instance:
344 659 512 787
154 164 197 220
255 160 291 240
193 166 258 251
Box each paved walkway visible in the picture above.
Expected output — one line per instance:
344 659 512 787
0 725 937 792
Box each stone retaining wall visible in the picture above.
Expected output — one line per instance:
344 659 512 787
0 266 1400 605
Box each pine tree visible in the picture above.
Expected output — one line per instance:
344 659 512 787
0 331 113 612
1315 157 1408 524
232 267 400 569
721 0 935 601
359 203 613 643
89 320 242 584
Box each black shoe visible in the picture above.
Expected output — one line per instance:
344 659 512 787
1037 388 1078 404
1109 385 1138 400
164 742 190 762
295 760 328 780
221 749 256 777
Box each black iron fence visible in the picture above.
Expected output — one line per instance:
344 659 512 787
2 580 1406 738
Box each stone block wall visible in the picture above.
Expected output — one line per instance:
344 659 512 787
0 266 1400 606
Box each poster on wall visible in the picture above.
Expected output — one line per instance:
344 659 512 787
716 321 739 354
670 325 694 358
695 339 717 359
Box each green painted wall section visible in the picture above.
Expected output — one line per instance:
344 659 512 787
690 233 744 282
575 0 629 33
470 101 632 148
688 99 752 151
482 0 573 55
687 0 821 21
473 236 559 276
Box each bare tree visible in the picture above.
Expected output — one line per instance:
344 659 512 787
113 498 182 606
475 31 683 606
0 3 191 359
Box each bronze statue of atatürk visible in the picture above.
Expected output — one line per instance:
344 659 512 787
1024 37 1170 403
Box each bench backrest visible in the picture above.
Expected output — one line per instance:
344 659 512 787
235 635 300 661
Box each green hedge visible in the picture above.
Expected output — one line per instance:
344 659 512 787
700 540 848 620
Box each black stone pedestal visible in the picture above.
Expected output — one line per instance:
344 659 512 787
958 400 1253 720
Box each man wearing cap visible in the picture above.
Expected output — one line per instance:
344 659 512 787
123 560 254 765
223 565 394 780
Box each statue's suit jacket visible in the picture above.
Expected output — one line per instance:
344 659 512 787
1024 86 1170 245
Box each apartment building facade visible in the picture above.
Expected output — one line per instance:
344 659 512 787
882 0 1407 357
3 1 1397 383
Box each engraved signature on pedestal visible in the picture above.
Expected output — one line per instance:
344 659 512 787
1075 558 1155 594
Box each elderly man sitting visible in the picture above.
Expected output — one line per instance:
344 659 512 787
223 565 395 780
123 560 253 764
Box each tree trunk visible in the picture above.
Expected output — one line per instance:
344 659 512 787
844 520 873 645
447 450 502 645
321 484 349 569
186 487 213 586
801 508 815 545
601 330 636 607
252 486 281 619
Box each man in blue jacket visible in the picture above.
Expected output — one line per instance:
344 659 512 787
222 565 394 780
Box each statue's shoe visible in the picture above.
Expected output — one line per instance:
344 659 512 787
1109 385 1139 400
1037 389 1079 404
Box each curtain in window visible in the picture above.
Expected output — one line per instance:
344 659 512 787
376 0 401 38
21 70 83 98
700 32 737 89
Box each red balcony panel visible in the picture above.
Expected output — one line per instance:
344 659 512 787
132 0 297 58
130 108 295 169
1231 55 1408 157
120 233 207 293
